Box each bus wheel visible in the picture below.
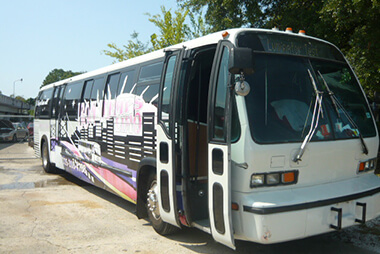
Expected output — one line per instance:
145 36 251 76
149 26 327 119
41 141 57 174
146 173 178 235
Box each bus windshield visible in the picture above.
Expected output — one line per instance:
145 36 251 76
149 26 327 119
237 32 376 144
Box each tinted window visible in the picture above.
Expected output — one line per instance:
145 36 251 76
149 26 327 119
35 88 54 119
83 80 94 101
63 82 84 120
90 78 105 101
119 70 136 94
212 47 230 141
160 55 177 132
134 84 159 105
105 73 121 100
138 62 163 82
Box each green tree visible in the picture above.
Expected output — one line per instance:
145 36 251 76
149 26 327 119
26 97 36 106
320 0 380 95
42 69 84 87
104 7 208 62
103 32 149 63
178 0 264 31
147 6 190 50
178 0 380 96
15 96 26 102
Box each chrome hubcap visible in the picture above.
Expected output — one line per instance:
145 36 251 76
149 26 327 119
147 181 160 220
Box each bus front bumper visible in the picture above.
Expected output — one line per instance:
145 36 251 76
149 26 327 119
232 173 380 244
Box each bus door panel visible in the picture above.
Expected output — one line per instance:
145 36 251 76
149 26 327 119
156 48 184 227
207 41 235 249
49 85 65 167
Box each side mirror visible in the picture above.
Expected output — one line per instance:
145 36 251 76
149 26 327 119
235 80 250 96
228 47 254 75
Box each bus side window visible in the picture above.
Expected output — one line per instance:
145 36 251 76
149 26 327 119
91 77 105 102
133 84 160 105
62 82 84 121
118 70 136 95
104 73 121 100
82 80 94 101
35 88 54 119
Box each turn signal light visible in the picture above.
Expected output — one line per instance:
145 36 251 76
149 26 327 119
358 158 376 173
282 172 296 183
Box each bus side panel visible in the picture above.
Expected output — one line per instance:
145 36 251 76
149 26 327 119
55 94 157 204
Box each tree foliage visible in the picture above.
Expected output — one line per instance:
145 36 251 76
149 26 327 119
42 69 84 87
104 6 209 62
103 32 149 63
147 6 191 50
178 0 380 96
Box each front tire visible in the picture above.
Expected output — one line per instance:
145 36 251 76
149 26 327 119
41 141 57 173
146 173 178 235
12 134 17 142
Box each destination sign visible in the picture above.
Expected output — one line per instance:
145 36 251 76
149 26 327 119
237 32 345 61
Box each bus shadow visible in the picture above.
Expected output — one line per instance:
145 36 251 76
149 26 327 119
57 171 377 254
58 170 138 215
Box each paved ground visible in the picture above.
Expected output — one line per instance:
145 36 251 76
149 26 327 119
0 142 379 254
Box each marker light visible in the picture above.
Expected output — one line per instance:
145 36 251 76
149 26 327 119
222 31 229 39
231 202 239 211
285 27 293 33
298 30 306 35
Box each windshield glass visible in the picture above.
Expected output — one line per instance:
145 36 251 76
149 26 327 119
238 33 376 144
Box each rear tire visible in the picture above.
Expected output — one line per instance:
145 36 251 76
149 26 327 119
146 173 178 235
41 141 57 173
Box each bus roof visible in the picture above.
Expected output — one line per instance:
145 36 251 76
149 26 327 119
40 28 333 91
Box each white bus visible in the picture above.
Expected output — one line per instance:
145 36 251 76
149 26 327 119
34 28 380 249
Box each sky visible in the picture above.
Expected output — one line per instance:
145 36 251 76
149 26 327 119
0 0 179 99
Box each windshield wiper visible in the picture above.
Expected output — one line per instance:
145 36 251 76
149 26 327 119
317 71 368 155
317 71 340 118
293 69 323 162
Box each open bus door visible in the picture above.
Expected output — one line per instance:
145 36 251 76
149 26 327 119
207 41 235 249
156 48 185 228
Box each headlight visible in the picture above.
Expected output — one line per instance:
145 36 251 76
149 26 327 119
250 174 265 187
266 173 280 185
250 170 298 188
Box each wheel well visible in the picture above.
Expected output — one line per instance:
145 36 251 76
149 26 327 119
136 164 156 219
40 136 48 154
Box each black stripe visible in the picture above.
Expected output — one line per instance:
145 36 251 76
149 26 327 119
243 186 380 215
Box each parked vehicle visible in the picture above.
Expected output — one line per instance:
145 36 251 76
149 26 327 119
0 120 29 142
12 122 29 141
27 122 34 136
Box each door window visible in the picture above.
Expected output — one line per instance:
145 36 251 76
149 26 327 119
212 47 230 141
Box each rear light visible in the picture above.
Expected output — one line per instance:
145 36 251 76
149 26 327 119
250 170 298 188
358 158 377 173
